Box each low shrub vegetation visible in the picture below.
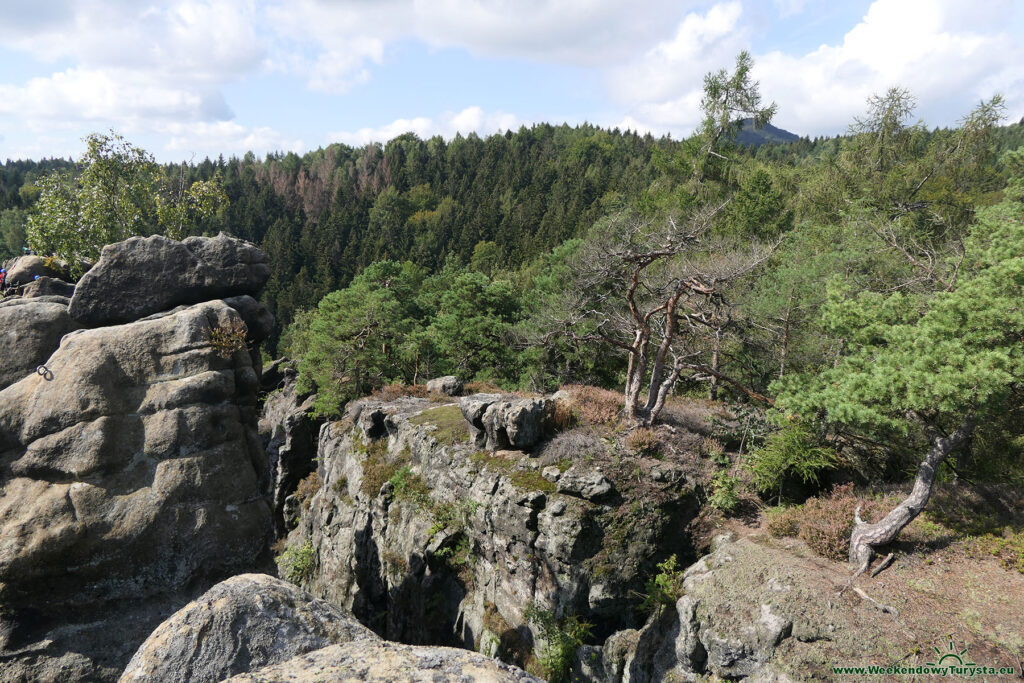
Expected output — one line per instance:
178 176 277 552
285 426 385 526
208 318 248 357
640 554 686 614
294 471 321 510
627 427 661 457
558 385 623 427
277 541 316 584
523 604 593 683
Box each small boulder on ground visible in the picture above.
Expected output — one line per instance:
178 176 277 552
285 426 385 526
69 233 270 326
557 465 615 502
4 255 66 287
427 375 463 396
120 574 375 683
21 275 76 299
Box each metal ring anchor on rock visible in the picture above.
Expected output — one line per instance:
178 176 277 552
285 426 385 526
35 364 54 381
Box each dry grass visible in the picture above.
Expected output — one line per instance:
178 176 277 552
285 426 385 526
537 428 607 467
465 380 503 394
558 385 623 427
371 383 429 400
627 427 661 458
762 483 881 561
549 398 575 432
295 471 321 510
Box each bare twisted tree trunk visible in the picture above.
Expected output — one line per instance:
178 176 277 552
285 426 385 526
849 418 976 572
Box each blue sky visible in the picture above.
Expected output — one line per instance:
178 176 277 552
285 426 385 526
1 0 1022 163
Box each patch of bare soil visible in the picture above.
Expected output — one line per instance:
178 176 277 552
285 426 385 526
708 482 1024 680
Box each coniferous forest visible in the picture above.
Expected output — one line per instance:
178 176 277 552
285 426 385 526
5 56 1024 553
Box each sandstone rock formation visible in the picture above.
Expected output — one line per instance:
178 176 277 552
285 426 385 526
123 572 541 683
21 275 76 298
0 234 275 682
69 233 270 326
120 574 375 683
224 641 544 682
259 369 322 535
427 375 464 396
460 395 552 451
0 297 80 391
3 255 65 287
276 396 698 669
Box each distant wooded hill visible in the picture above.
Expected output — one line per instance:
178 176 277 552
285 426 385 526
3 118 1024 354
733 118 801 146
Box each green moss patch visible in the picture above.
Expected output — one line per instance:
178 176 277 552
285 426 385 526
470 450 555 493
409 405 470 445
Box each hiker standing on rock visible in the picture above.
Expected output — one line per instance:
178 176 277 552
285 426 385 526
0 269 7 295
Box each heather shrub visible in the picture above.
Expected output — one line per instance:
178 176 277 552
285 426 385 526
764 505 802 538
559 385 622 426
209 318 248 357
797 483 876 561
627 427 661 457
295 471 321 511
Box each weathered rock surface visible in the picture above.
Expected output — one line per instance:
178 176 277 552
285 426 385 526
557 465 616 502
427 375 464 396
278 396 698 671
69 233 270 326
460 395 552 450
225 641 544 682
224 295 275 343
21 275 76 298
4 255 65 287
604 534 971 682
0 300 273 681
0 297 80 391
259 369 322 535
120 574 375 683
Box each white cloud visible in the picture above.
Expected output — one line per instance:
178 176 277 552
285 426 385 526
0 68 231 125
265 0 696 93
607 0 1024 138
606 2 748 131
0 0 263 80
755 0 1024 135
0 0 263 138
411 0 687 65
772 0 812 18
159 121 304 158
328 106 522 146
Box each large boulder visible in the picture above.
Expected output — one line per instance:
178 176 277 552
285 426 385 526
483 397 551 450
0 297 80 391
427 375 463 396
120 574 375 683
4 255 65 287
459 395 551 451
68 233 270 326
0 300 273 681
21 275 76 299
224 642 544 682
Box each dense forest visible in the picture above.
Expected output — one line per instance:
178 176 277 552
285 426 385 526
5 53 1024 567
